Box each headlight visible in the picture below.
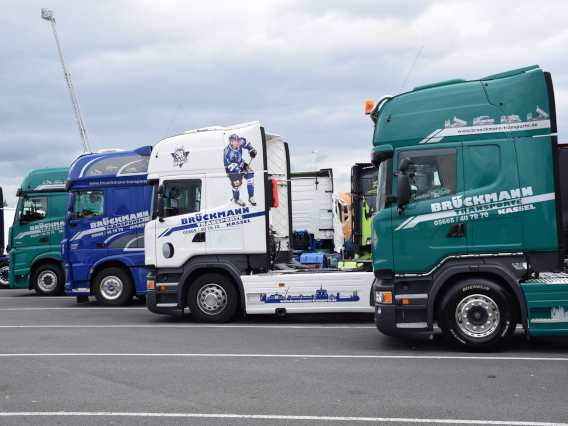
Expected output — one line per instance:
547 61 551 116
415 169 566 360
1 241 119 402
375 291 392 304
162 243 174 259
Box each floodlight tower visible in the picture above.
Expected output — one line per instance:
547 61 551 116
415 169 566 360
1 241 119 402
41 8 92 153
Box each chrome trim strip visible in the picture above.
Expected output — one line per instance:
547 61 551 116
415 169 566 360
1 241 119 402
156 303 178 308
395 294 428 300
530 318 559 323
396 322 427 329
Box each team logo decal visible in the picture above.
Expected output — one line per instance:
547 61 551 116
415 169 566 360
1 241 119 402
172 147 189 168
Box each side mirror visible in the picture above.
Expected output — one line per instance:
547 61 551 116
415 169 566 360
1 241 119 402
399 157 410 173
157 195 164 222
344 214 349 222
157 184 164 196
397 173 410 214
343 204 348 214
17 211 23 224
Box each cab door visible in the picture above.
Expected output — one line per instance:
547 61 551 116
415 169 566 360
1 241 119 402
155 175 205 268
9 194 52 287
67 190 107 283
392 144 467 274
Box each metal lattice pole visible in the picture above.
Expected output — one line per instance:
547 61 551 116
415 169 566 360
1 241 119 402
41 8 92 153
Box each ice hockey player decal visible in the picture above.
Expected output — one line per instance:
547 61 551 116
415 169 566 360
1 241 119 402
224 134 257 207
172 147 189 168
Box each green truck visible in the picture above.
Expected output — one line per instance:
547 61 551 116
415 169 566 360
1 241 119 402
8 168 69 295
369 65 567 351
351 163 378 259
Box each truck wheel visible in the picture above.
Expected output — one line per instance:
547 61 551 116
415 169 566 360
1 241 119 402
32 264 64 296
0 261 9 289
187 273 238 323
438 278 517 352
92 268 133 307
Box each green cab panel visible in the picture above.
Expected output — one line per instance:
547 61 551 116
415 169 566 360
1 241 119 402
371 207 393 272
521 279 568 337
514 136 558 252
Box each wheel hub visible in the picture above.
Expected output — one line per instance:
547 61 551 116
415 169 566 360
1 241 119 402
455 294 500 339
197 284 227 315
100 276 123 301
38 271 57 292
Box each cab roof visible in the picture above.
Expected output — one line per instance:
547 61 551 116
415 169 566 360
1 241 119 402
18 167 69 195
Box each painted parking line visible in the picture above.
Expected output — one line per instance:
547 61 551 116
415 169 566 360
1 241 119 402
0 353 566 361
0 412 565 425
0 307 147 310
0 324 375 329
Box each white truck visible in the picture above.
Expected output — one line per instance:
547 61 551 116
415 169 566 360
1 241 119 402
143 122 374 322
290 169 346 255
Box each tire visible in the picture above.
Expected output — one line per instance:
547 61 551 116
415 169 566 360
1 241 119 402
0 261 10 289
187 273 238 323
32 264 65 296
92 267 133 307
438 278 517 352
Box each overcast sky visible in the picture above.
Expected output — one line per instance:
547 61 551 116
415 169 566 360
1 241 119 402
1 0 567 206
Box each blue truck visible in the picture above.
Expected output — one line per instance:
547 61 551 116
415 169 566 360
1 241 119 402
61 147 153 306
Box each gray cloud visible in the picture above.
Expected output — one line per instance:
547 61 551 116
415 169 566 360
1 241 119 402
1 0 567 205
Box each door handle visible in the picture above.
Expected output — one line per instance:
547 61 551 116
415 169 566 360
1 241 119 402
446 223 466 238
39 237 49 243
96 243 106 248
192 232 206 242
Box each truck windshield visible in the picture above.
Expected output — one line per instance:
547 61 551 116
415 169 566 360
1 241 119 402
163 180 201 218
376 161 388 212
73 191 104 218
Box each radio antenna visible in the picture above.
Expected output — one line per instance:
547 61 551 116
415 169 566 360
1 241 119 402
164 105 181 139
387 46 423 122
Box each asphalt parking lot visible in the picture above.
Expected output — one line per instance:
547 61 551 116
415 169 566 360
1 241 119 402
0 289 567 426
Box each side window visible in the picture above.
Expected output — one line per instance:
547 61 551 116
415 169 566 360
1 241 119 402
73 191 104 218
163 180 201 218
400 151 457 203
22 197 48 222
376 161 388 212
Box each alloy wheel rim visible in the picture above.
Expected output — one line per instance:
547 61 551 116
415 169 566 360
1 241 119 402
197 284 227 315
100 276 123 300
0 266 9 285
37 271 57 292
455 293 500 339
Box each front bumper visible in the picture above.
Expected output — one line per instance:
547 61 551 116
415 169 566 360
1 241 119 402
373 280 433 341
146 289 183 316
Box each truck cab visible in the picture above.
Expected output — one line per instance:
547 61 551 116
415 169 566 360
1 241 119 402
350 163 378 259
61 147 152 306
8 168 69 295
369 65 567 351
145 122 375 322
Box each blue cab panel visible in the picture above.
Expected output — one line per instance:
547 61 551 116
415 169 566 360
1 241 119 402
62 147 153 302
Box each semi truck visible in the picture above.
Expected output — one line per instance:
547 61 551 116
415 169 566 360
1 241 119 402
61 147 153 306
8 168 69 295
291 169 346 256
144 122 374 322
0 187 16 288
368 64 566 351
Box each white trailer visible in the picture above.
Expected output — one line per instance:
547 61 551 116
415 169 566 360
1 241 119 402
290 169 345 254
1 186 16 288
144 122 374 322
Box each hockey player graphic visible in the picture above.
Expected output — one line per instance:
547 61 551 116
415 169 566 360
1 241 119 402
224 134 257 207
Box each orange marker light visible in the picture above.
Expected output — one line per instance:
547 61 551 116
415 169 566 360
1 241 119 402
279 283 285 287
402 299 409 305
365 100 375 115
158 286 165 291
147 281 155 290
383 292 392 303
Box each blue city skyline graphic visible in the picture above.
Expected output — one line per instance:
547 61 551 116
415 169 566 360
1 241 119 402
261 285 360 303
